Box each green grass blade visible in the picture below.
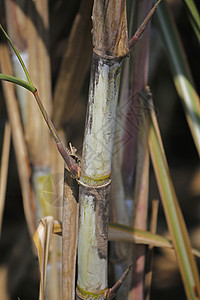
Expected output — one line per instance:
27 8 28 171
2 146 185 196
183 0 200 30
0 24 34 87
147 92 200 300
0 73 35 93
188 13 200 44
155 2 200 155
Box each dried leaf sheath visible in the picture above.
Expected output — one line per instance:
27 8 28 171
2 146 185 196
92 0 129 58
0 122 11 235
62 168 79 300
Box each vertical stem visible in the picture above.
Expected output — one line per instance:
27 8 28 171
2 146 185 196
5 0 28 126
125 1 152 299
62 168 79 300
0 43 35 236
148 94 200 299
77 54 122 299
145 199 159 300
0 122 11 235
76 1 129 297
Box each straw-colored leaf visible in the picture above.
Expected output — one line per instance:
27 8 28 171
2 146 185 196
62 168 79 300
53 0 92 128
33 216 54 300
52 221 200 259
0 122 11 235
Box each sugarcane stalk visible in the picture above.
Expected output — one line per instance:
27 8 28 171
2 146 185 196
76 1 163 298
76 1 129 298
76 53 122 300
0 1 162 298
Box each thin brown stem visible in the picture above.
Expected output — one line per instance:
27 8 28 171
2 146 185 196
0 43 35 235
128 0 162 51
104 264 133 299
62 167 79 300
33 90 80 179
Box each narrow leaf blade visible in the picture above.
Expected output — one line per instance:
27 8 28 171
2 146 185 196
0 24 34 87
147 92 200 300
155 2 200 155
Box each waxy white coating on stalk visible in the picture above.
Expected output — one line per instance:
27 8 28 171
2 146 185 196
81 56 121 182
77 54 121 297
77 194 107 294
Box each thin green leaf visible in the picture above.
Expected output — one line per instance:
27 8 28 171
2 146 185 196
0 27 80 179
146 88 200 300
183 0 200 30
0 73 35 93
0 24 34 87
156 2 200 155
188 12 200 44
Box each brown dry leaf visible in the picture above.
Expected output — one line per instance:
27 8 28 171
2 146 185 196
0 122 11 235
33 216 54 300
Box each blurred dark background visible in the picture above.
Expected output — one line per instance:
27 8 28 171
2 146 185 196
0 0 199 299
